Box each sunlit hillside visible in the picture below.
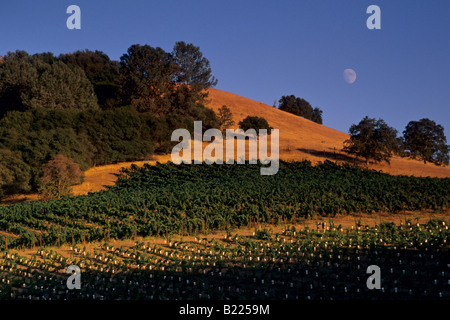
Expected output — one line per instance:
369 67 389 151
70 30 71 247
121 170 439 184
207 88 450 178
3 88 449 204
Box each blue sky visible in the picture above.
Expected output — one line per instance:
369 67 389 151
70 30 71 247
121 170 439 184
1 0 449 136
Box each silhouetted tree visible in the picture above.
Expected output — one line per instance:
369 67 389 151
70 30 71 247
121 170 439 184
402 118 449 165
172 41 218 89
312 107 323 124
171 41 218 107
119 44 177 114
343 116 399 165
278 95 323 124
119 43 219 130
238 116 273 134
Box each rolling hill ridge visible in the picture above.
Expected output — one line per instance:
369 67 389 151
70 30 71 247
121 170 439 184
3 87 450 203
207 88 450 178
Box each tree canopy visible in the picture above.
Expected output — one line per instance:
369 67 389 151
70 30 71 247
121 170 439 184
172 41 218 89
311 107 323 124
402 118 449 165
0 51 98 116
0 43 221 199
38 154 83 200
59 50 120 109
118 43 219 135
119 42 218 116
343 116 399 165
0 148 32 200
238 116 273 134
277 95 323 124
119 44 177 114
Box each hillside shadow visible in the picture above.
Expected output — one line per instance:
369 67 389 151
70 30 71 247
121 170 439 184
0 198 27 206
0 193 40 206
297 148 363 163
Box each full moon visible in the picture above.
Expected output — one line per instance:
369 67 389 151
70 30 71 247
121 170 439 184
343 68 357 84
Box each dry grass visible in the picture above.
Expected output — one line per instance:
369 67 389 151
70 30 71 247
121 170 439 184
207 88 450 178
71 155 173 196
70 88 450 196
2 88 449 204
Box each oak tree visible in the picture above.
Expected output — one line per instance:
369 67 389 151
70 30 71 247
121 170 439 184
402 118 449 165
343 116 399 165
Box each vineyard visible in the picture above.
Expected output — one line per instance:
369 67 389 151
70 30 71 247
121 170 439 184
0 160 449 251
0 160 449 300
0 219 448 300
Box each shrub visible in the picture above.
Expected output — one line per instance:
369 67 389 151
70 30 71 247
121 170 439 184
38 154 83 200
254 227 272 240
238 116 273 134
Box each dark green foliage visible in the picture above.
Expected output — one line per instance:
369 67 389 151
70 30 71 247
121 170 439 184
254 227 272 240
119 44 178 114
0 108 158 193
0 51 98 116
1 44 219 118
167 83 219 130
172 40 218 102
343 116 399 164
118 43 218 127
0 90 217 198
0 43 221 198
311 107 323 124
278 95 323 124
71 108 156 165
0 110 94 187
59 50 121 110
238 116 273 134
0 149 32 200
402 118 449 165
189 104 219 132
0 160 448 250
25 59 98 110
0 51 36 114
